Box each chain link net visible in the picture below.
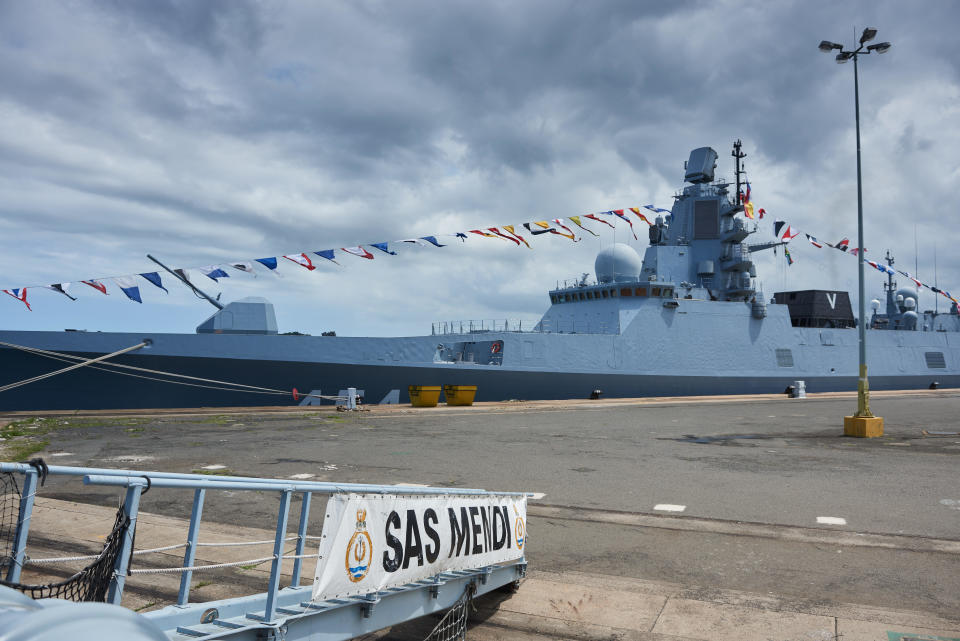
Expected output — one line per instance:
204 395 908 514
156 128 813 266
0 471 19 575
0 500 130 602
423 582 477 641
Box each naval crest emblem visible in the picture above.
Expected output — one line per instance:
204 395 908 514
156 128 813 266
345 508 373 582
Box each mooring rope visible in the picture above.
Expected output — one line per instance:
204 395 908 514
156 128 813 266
0 342 147 393
0 340 345 400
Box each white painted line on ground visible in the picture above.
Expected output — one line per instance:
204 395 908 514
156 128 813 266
50 452 73 457
529 492 546 500
290 473 315 480
654 504 686 512
201 464 227 470
817 516 847 525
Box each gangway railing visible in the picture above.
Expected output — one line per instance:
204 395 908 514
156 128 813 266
1 462 530 640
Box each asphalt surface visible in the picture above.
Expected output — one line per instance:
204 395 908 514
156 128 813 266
4 391 960 619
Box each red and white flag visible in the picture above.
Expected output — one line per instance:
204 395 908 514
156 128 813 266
82 279 109 294
773 221 800 242
341 246 374 260
284 253 316 270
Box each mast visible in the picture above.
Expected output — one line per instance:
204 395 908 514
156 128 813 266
732 140 746 206
934 243 939 314
883 250 896 316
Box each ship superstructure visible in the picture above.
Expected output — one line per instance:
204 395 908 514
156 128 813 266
1 143 958 410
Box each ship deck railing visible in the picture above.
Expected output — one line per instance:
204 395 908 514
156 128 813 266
1 462 529 640
432 318 614 335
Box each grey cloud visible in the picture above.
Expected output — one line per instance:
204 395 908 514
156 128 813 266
1 0 959 335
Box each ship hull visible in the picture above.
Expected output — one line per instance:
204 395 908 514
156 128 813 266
0 327 957 410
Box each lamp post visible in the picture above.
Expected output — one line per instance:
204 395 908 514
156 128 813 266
819 28 891 437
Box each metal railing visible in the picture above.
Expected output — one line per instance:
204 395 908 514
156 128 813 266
432 318 616 336
1 462 529 640
432 319 538 335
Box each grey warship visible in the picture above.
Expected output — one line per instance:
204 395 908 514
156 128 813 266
2 142 958 410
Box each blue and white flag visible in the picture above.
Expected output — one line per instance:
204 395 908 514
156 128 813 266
644 204 671 214
420 236 446 247
371 242 397 256
202 265 231 282
255 257 280 275
315 249 340 264
113 276 142 303
139 272 168 293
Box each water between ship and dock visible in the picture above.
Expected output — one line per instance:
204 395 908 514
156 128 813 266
3 390 960 640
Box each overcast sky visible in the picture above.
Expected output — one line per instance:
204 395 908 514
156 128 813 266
1 0 958 336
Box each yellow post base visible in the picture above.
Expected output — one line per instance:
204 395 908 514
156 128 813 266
844 415 884 438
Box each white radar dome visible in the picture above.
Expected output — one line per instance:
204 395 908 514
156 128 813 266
595 243 643 284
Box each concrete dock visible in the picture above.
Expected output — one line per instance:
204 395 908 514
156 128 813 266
3 389 960 639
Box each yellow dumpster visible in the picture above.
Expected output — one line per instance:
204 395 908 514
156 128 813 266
408 385 441 407
443 385 477 406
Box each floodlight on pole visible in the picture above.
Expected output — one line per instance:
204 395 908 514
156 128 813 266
818 28 891 438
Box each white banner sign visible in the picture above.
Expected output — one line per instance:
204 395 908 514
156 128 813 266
311 493 527 602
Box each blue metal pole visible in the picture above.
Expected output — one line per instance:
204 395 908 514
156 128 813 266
6 468 38 583
107 482 144 604
0 463 502 496
177 488 206 606
264 490 292 622
290 492 312 587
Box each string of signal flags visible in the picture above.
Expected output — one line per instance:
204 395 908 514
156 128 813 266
1 205 673 311
772 219 959 309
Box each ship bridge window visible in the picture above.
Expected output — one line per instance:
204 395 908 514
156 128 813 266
636 287 647 297
652 287 661 297
925 351 946 368
662 287 674 298
620 288 633 297
563 293 572 302
601 290 609 299
610 289 618 297
551 294 559 304
579 292 586 301
587 291 594 300
775 348 794 367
